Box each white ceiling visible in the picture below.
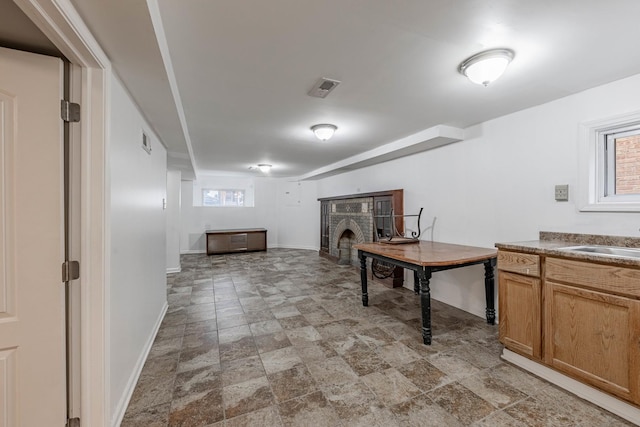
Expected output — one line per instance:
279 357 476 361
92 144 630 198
68 0 640 179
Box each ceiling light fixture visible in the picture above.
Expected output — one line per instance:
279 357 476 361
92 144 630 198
458 48 515 86
311 124 337 141
257 164 272 173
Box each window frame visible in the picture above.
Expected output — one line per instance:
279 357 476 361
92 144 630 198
579 111 640 212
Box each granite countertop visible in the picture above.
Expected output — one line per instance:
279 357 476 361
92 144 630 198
495 232 640 267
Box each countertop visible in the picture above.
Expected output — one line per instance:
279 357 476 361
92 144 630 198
495 231 640 267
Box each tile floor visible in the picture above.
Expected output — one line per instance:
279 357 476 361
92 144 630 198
121 249 635 427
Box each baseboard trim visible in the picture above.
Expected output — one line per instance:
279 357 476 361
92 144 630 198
110 301 168 427
501 349 640 426
166 266 181 274
180 246 320 254
270 244 319 251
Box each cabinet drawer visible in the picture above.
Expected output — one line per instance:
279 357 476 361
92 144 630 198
546 257 640 299
497 251 540 277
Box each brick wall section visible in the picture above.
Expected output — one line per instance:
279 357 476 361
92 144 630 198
615 135 640 194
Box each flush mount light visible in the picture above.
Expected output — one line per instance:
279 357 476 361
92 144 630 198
458 48 515 86
311 124 337 141
257 163 272 173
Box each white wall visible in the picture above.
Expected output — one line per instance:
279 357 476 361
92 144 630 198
317 72 640 319
180 178 319 252
275 180 319 250
166 170 181 272
180 177 278 252
109 75 168 423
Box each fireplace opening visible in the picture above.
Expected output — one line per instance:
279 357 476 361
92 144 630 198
337 229 356 265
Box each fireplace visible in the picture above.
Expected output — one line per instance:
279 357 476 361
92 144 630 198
319 190 405 287
328 198 372 266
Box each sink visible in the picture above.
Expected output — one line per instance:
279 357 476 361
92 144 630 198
558 245 640 259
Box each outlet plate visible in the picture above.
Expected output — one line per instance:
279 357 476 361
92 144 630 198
555 184 569 201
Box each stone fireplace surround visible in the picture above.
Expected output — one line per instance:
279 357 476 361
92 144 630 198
329 198 373 266
319 190 404 287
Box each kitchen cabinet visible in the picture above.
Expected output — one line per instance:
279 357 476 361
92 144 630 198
497 251 542 360
498 250 640 406
544 258 640 404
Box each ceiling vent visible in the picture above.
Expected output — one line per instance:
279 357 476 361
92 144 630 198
307 77 341 98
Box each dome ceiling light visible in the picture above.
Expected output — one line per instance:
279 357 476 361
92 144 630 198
458 48 515 86
257 163 272 173
311 124 337 141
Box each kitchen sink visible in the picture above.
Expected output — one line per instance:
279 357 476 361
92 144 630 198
558 245 640 259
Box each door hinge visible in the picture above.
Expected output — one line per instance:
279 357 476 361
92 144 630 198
61 100 81 123
66 418 80 427
62 260 80 282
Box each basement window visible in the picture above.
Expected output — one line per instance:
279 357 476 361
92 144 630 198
579 112 640 212
202 189 245 207
192 176 255 207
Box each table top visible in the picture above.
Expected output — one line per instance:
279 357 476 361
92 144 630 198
353 241 497 267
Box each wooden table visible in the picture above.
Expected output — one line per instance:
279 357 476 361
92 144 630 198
354 241 497 345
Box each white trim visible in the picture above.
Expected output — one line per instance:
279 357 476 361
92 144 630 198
578 110 640 212
181 249 206 255
110 302 168 427
180 246 321 254
15 1 111 425
166 266 181 274
271 244 319 251
146 0 197 178
502 349 640 426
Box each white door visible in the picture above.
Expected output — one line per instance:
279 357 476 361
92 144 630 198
0 47 66 426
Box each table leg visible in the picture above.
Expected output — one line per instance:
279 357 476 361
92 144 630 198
413 270 419 294
359 251 368 306
484 259 496 325
417 267 432 345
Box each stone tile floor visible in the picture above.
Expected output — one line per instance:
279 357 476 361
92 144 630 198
122 249 635 426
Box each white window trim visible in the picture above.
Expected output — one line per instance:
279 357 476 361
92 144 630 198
578 110 640 212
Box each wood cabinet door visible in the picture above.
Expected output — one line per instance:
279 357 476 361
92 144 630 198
320 201 330 252
247 231 266 251
544 280 640 404
373 196 393 240
207 234 230 254
498 271 542 359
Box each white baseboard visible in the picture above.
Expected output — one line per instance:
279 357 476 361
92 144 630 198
501 349 640 426
110 302 168 427
166 266 181 274
270 244 319 251
180 246 320 254
180 249 206 254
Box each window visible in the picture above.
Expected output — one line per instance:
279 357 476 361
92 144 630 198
605 130 640 197
579 111 640 212
191 176 255 207
202 189 245 207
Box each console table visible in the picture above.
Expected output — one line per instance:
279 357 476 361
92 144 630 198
205 228 267 255
354 241 497 345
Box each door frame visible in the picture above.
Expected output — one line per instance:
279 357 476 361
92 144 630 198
14 0 111 425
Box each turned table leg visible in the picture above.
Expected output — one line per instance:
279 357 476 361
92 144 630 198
484 259 496 325
417 267 433 345
359 250 368 307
